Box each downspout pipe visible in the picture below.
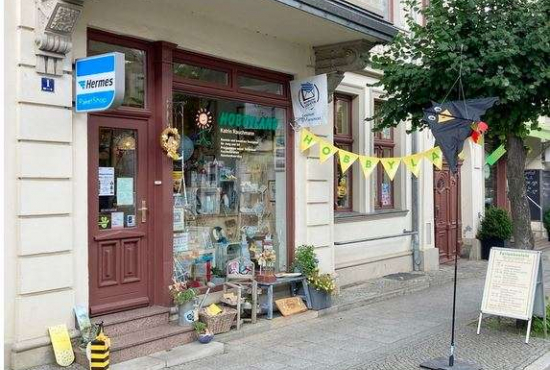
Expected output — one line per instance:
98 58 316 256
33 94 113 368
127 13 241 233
412 131 421 271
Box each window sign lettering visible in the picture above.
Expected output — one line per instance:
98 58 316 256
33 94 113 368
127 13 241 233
219 112 278 130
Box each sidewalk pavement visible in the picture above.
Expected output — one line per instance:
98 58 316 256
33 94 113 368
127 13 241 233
166 250 550 370
28 245 550 370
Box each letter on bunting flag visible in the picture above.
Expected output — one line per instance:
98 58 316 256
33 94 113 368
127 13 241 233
380 158 401 181
300 129 317 152
337 150 359 173
424 147 443 170
318 140 338 163
358 156 379 178
402 153 423 177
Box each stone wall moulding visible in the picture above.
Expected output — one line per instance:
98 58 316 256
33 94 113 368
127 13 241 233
35 0 84 75
314 40 377 101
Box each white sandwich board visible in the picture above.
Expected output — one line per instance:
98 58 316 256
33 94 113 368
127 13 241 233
477 247 546 343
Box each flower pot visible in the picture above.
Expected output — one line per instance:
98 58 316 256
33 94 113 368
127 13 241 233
308 286 332 310
178 301 195 327
198 333 214 344
480 238 506 260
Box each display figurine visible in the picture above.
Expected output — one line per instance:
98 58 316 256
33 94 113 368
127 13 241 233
337 177 348 199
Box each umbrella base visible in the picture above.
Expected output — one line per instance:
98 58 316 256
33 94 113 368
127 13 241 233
420 357 482 370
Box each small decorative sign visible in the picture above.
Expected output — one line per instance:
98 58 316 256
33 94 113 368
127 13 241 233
41 77 55 92
275 297 308 316
195 108 213 129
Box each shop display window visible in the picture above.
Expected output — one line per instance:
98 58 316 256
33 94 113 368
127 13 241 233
237 75 284 95
171 92 287 287
173 62 229 86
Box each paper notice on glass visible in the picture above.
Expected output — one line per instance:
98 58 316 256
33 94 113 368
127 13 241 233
117 177 134 205
99 167 115 196
111 212 124 229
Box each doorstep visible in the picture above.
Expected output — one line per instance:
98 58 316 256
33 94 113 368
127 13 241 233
111 341 224 370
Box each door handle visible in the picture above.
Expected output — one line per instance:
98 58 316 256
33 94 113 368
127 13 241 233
138 200 148 223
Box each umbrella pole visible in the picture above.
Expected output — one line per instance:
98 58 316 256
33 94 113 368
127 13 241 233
420 171 481 370
448 174 459 366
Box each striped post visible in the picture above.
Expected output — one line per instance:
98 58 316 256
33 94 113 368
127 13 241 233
90 323 110 370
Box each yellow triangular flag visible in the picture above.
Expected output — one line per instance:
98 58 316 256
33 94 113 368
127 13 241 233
380 157 401 181
337 150 359 173
403 154 423 177
300 129 318 152
425 147 443 170
358 156 380 178
318 140 338 163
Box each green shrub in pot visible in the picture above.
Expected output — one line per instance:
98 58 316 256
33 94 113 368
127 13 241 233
543 209 550 241
291 245 319 277
477 207 513 259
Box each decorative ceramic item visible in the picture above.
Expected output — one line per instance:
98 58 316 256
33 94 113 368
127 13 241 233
198 332 214 344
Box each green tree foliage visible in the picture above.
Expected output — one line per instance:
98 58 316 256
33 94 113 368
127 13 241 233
369 0 549 249
370 0 549 136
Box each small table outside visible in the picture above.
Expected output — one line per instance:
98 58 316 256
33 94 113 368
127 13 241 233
257 276 312 319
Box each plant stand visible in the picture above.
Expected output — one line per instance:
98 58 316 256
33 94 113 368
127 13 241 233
257 276 312 319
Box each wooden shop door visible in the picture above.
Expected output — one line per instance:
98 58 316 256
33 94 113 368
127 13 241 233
88 114 151 315
434 164 462 263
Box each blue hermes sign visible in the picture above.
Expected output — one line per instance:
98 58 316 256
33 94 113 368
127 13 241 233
75 52 125 113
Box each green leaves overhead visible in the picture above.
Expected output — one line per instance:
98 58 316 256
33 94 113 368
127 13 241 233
369 0 550 139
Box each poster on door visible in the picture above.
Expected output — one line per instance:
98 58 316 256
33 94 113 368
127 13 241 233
98 167 115 196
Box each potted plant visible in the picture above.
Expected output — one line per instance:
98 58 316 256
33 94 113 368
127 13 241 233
543 209 550 241
477 206 513 260
193 321 214 344
291 245 318 276
307 272 336 310
292 245 335 310
168 281 198 327
210 266 226 285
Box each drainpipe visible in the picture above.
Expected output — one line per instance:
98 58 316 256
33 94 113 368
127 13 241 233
412 131 421 271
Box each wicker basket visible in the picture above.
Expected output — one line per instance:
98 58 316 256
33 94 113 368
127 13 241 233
199 307 237 334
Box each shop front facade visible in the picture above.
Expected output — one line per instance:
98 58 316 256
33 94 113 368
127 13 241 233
4 0 443 368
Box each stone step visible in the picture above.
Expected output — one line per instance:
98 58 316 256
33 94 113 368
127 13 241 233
92 306 171 337
110 323 196 364
75 323 196 366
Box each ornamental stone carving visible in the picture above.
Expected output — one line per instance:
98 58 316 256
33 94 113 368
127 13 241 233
35 0 83 75
314 40 377 101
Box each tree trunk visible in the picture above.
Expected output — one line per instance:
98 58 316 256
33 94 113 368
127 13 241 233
505 134 534 250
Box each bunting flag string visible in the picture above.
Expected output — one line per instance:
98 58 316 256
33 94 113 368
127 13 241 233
299 128 451 180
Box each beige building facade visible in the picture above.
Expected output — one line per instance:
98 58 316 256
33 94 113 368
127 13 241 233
4 1 441 369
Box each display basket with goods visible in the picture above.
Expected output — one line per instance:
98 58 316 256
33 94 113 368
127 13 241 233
199 305 238 334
